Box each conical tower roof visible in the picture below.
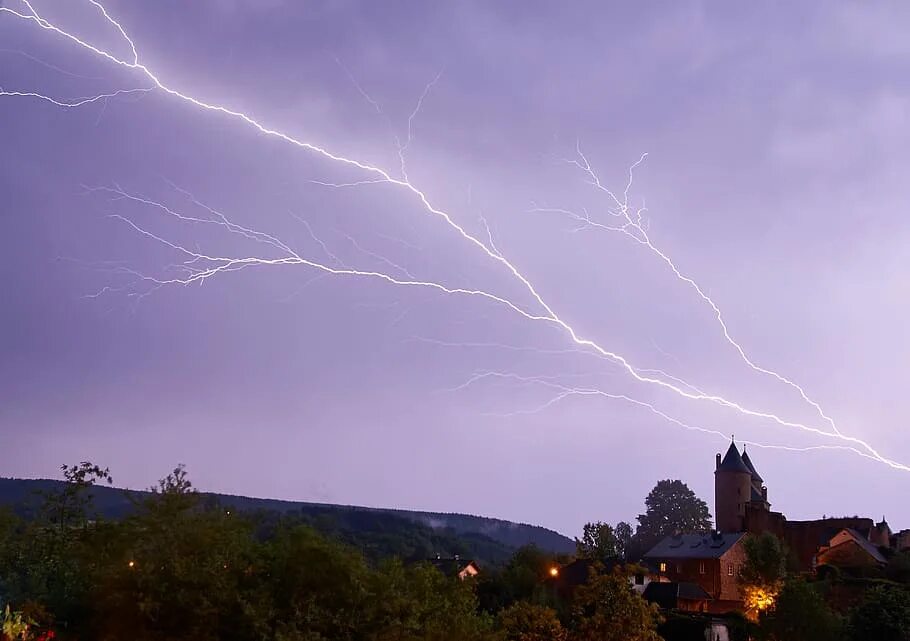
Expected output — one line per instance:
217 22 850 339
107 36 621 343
741 448 763 483
717 440 751 474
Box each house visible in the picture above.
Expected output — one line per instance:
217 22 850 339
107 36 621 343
555 557 652 595
643 532 747 613
427 555 479 580
895 529 910 551
642 581 713 612
815 528 887 574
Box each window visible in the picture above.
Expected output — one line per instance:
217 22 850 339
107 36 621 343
659 562 667 573
699 561 706 575
675 563 682 574
727 563 734 576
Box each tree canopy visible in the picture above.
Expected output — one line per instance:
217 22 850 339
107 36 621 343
569 565 663 641
635 480 712 551
739 532 788 615
575 522 618 562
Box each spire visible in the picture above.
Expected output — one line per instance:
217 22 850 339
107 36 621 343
716 440 751 474
740 448 763 483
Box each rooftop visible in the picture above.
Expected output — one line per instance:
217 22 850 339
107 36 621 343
717 441 751 474
643 581 713 609
644 532 746 560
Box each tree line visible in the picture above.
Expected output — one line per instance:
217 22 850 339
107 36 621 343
7 464 907 641
0 463 669 641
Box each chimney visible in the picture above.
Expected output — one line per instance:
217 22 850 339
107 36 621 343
716 453 721 470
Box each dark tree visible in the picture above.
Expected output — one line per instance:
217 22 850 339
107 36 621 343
568 564 662 641
498 602 566 641
635 480 711 550
477 545 558 614
848 586 910 641
762 578 843 641
614 521 634 560
575 522 617 562
740 532 788 614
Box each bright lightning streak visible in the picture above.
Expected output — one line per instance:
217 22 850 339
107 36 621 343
397 71 442 181
3 0 905 471
451 371 881 463
547 143 849 441
411 336 707 395
0 87 152 108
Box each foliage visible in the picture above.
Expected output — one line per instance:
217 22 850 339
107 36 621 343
741 533 787 588
0 477 571 561
476 545 558 614
0 462 508 641
847 585 910 641
739 532 788 615
575 522 617 562
614 521 634 561
2 605 32 640
0 463 114 633
635 480 711 551
498 602 565 641
723 612 760 641
760 578 843 641
568 564 662 641
886 551 910 584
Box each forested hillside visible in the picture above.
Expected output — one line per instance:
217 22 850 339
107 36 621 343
0 477 573 564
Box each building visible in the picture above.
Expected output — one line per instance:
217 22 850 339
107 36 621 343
427 555 479 580
642 581 713 612
642 532 748 613
714 439 893 571
555 557 651 595
714 441 769 533
815 528 887 573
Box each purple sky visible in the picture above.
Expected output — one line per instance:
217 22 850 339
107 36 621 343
2 1 910 537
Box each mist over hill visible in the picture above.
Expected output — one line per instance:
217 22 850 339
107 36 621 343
0 477 574 564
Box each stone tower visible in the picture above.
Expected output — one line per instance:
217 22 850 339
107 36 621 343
741 446 769 509
714 440 753 532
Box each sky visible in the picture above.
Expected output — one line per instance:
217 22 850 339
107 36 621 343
2 0 910 538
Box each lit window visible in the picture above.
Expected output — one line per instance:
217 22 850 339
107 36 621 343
727 563 734 576
659 562 667 573
699 561 706 575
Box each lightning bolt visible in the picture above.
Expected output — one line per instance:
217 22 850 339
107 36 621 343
3 0 906 472
447 370 882 463
536 143 850 441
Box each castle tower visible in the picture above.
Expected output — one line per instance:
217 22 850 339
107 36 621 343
714 440 753 532
741 446 770 509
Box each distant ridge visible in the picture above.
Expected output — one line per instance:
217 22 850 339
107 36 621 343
0 477 575 561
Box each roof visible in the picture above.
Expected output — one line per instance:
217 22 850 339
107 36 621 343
643 582 712 609
750 485 764 502
717 442 751 474
830 529 887 565
741 448 763 483
557 557 623 587
644 532 746 560
427 557 477 576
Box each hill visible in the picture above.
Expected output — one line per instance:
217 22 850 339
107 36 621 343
0 477 574 564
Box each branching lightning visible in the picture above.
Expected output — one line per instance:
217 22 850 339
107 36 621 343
2 0 906 472
536 142 849 440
